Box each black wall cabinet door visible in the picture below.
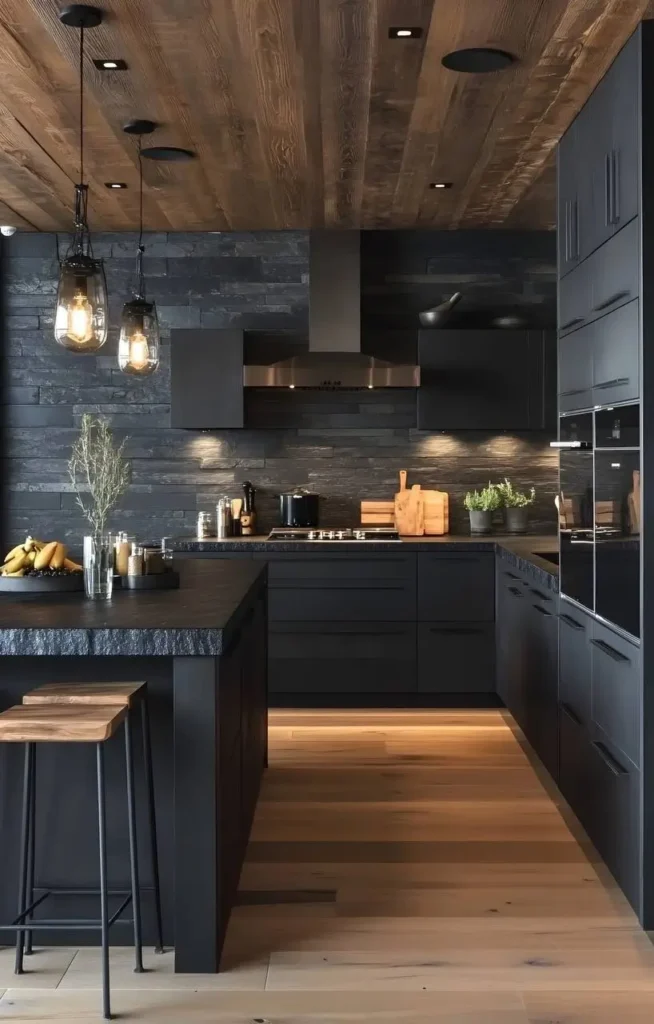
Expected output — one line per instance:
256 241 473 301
418 330 555 431
171 328 244 429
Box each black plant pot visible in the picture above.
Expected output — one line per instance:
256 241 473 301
468 510 493 535
505 507 528 534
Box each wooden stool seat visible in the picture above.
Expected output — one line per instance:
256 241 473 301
0 704 126 743
23 681 146 707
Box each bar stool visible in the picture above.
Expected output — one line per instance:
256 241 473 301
21 682 164 957
0 702 142 1019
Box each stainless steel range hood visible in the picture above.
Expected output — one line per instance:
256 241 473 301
243 231 420 388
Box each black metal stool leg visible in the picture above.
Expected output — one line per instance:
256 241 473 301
125 715 144 973
141 694 164 953
24 744 36 956
96 743 111 1021
14 742 34 975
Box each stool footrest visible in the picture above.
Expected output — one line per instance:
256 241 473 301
0 890 133 931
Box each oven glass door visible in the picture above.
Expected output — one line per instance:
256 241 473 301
594 449 640 639
558 413 594 611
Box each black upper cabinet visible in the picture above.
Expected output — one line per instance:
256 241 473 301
171 328 244 429
418 329 555 431
558 30 639 276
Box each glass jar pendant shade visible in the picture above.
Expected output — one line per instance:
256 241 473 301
55 11 107 353
119 131 160 376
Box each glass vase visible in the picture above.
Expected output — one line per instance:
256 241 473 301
83 534 114 600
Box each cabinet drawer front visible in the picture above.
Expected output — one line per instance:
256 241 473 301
257 553 416 583
591 298 639 405
269 582 415 621
587 732 641 915
559 261 591 335
559 602 592 726
590 218 639 320
558 702 594 835
591 621 641 768
268 622 416 693
418 553 495 621
559 327 592 412
417 623 495 693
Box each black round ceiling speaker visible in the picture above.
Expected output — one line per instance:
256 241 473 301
441 47 516 73
123 119 157 136
59 4 103 28
141 147 195 162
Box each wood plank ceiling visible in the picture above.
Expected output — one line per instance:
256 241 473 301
0 0 651 232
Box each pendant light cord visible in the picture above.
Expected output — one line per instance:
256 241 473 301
136 136 145 299
79 25 84 184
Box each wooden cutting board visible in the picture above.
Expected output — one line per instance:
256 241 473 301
394 471 425 536
360 500 395 525
422 489 449 535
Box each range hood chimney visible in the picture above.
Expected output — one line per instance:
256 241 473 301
243 231 420 388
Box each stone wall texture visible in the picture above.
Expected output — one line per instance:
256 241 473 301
1 230 558 548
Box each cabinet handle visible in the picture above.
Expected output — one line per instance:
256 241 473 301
532 604 553 616
592 290 629 312
529 587 552 602
594 377 629 391
503 571 521 580
508 586 523 597
560 701 582 726
605 152 611 226
590 637 630 663
574 198 580 258
429 627 483 635
593 740 628 776
560 387 588 397
560 613 584 631
560 317 585 331
611 149 620 223
564 200 570 262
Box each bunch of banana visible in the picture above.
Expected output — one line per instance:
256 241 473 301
1 536 83 577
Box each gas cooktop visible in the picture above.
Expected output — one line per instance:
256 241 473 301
267 527 401 542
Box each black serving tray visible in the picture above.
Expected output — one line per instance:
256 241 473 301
0 572 84 594
122 570 180 591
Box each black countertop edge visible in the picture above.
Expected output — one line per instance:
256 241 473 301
171 535 559 587
0 562 267 657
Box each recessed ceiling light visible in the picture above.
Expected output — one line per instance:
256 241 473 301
105 182 127 189
141 146 195 162
429 182 453 189
441 47 516 73
389 27 422 39
93 58 128 70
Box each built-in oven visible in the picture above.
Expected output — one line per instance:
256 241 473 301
553 412 594 611
594 405 640 639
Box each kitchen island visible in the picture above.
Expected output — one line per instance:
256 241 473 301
0 559 268 973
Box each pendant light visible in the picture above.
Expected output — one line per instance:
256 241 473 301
55 5 108 353
118 120 160 376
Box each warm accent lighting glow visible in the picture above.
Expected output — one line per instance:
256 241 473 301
118 298 160 376
67 292 93 344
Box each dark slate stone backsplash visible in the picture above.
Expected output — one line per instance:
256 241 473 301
2 230 558 547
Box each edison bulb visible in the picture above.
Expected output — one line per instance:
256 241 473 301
127 330 150 371
67 292 93 344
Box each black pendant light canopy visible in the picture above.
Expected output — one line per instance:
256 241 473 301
118 121 160 377
55 4 108 353
441 48 516 73
141 146 195 162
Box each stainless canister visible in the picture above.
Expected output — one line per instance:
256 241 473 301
216 497 233 538
196 511 213 539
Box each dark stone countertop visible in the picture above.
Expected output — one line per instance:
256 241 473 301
0 559 266 657
172 534 559 590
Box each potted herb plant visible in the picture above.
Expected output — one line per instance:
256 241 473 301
69 414 130 599
464 483 500 535
497 478 536 534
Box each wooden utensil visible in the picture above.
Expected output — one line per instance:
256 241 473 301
422 489 449 535
628 469 641 533
394 471 424 536
360 500 395 525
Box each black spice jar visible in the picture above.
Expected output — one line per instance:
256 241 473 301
279 491 320 528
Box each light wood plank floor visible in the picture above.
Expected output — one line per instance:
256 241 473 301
2 708 654 1021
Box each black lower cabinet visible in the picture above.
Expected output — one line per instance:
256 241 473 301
417 623 495 693
268 621 417 694
559 602 592 726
